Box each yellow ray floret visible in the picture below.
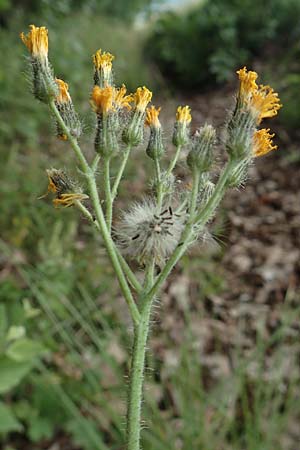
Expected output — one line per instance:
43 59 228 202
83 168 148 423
53 193 89 208
176 106 192 124
114 84 133 110
251 85 282 124
20 24 48 60
236 67 282 124
91 85 114 114
134 86 152 112
236 67 258 100
145 106 161 128
92 49 115 81
253 128 277 157
55 79 71 104
93 49 114 70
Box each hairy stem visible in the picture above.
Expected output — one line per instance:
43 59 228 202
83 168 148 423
167 144 182 176
189 168 200 218
154 158 163 209
49 100 140 325
126 260 155 450
104 157 113 230
111 145 132 199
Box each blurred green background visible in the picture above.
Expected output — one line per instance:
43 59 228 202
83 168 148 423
1 1 300 449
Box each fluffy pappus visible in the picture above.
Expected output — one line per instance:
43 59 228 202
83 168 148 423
115 199 185 265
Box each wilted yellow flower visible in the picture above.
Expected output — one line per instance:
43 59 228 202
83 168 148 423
145 106 161 128
114 85 133 110
41 169 88 207
53 193 89 208
253 128 277 157
91 85 114 114
134 87 152 113
55 79 71 104
20 24 48 60
176 106 192 124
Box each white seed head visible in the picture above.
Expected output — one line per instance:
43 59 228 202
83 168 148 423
115 199 185 265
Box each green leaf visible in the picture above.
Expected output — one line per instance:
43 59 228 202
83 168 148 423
0 357 32 394
0 402 23 433
28 416 54 442
6 338 46 362
6 325 25 342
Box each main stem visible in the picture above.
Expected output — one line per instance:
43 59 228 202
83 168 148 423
126 262 155 450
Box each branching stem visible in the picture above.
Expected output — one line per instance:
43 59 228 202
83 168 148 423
49 100 140 326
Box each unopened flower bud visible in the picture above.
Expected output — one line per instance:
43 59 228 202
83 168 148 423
55 79 82 140
173 106 191 147
145 106 164 160
123 86 152 146
92 49 114 87
187 124 216 172
151 171 175 199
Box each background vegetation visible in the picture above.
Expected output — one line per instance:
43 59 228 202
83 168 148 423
1 1 300 449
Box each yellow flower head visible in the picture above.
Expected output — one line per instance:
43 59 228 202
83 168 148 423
251 85 282 124
93 49 114 86
236 67 282 124
20 24 48 60
41 169 88 208
93 49 114 71
55 78 71 104
91 85 114 114
145 105 161 128
237 67 258 101
114 84 133 110
134 86 152 113
253 128 277 157
176 106 192 124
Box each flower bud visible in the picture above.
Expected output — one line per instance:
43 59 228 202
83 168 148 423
91 86 118 157
173 106 191 147
122 86 152 146
226 109 256 160
151 171 175 199
20 25 58 103
145 106 165 160
227 159 250 188
94 114 118 157
55 79 82 140
187 124 216 172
